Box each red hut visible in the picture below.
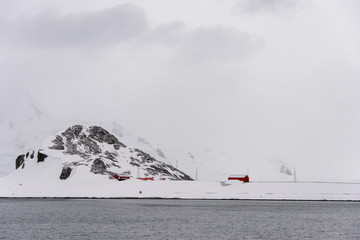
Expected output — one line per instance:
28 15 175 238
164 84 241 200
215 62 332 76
113 175 131 181
119 176 131 181
228 174 249 182
139 177 154 181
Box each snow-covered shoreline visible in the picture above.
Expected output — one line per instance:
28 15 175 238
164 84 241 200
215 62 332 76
1 171 359 200
2 150 359 201
1 197 359 202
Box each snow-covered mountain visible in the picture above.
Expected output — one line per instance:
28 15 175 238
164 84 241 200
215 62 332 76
15 125 192 180
0 91 297 181
1 113 297 181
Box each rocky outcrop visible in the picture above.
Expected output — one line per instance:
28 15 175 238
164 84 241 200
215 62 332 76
90 158 107 174
15 155 25 169
49 135 65 150
53 125 127 158
15 150 47 169
88 126 126 149
37 151 48 163
62 125 83 140
78 135 101 156
59 166 72 180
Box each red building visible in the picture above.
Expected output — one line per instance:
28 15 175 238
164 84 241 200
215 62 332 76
228 175 249 182
139 177 154 181
113 175 131 181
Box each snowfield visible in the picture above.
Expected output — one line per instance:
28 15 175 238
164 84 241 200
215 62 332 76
1 124 359 201
1 158 359 200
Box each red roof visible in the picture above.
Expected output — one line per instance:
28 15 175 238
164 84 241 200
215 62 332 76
228 175 249 182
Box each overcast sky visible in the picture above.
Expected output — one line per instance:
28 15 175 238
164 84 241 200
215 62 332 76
1 0 360 180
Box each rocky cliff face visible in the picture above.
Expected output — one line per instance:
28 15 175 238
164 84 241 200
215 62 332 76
15 125 193 181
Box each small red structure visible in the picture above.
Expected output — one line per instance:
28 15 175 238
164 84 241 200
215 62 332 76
228 174 249 182
113 175 131 181
119 176 131 181
160 177 166 181
139 177 154 181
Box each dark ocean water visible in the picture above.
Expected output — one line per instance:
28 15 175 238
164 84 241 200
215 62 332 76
0 199 359 240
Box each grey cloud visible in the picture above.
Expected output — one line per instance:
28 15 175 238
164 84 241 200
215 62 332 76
233 0 307 15
135 23 261 65
6 4 148 48
173 26 262 65
144 21 186 46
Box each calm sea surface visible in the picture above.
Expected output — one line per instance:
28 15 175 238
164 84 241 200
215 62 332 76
0 199 359 240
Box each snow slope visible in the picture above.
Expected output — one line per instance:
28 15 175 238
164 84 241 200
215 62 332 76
0 159 359 200
0 92 63 176
1 124 359 200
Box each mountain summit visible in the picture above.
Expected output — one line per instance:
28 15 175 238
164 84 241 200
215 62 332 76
15 125 193 181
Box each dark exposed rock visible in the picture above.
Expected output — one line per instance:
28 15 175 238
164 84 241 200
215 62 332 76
90 158 107 174
37 151 48 163
30 151 34 159
132 148 193 180
104 151 118 161
147 162 192 180
88 126 126 150
15 155 25 169
111 162 121 168
49 135 65 150
149 164 171 175
61 126 87 155
177 172 193 181
26 152 29 158
78 133 101 155
59 125 125 157
134 148 156 164
163 163 192 180
130 156 140 165
64 140 81 155
59 166 72 180
129 161 140 167
62 125 83 140
72 162 86 167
